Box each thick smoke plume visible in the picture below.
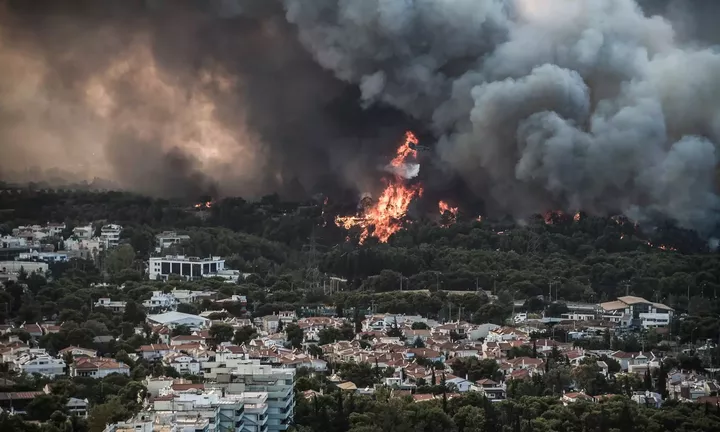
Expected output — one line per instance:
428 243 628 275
284 0 720 233
1 0 720 234
0 0 409 199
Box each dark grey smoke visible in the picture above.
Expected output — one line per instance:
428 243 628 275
282 0 720 233
1 0 719 234
0 0 409 199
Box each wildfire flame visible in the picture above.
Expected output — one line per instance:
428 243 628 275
335 131 423 243
544 210 564 224
194 201 212 209
438 201 458 216
438 200 459 227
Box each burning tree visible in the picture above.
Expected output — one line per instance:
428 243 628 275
335 131 424 244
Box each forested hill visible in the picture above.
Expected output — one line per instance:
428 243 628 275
1 189 718 316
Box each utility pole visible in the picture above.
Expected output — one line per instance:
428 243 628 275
621 281 631 297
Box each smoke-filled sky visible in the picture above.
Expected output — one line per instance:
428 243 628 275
1 0 719 233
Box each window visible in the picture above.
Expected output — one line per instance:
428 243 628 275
193 264 201 276
161 262 170 274
171 263 181 274
210 263 217 273
182 263 191 275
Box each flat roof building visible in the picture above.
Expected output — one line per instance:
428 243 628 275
148 255 225 281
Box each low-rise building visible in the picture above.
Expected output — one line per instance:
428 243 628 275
94 298 126 313
143 291 179 311
16 353 65 377
154 231 191 253
147 312 211 329
599 296 674 329
71 358 130 378
147 255 226 281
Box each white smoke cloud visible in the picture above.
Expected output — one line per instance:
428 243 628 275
282 0 720 233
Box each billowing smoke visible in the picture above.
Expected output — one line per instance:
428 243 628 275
1 0 719 234
283 0 720 233
0 0 410 199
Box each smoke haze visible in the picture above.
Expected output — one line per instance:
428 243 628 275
1 0 719 233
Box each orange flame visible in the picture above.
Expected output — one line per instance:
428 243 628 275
544 210 564 224
438 200 459 227
438 200 458 216
391 131 419 168
574 211 581 222
194 201 213 209
335 131 423 243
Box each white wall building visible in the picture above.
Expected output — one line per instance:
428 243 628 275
599 296 674 329
1 235 28 248
100 224 123 248
148 255 226 281
16 354 66 377
147 311 211 329
94 298 127 313
164 354 201 375
153 388 252 432
72 225 94 240
0 261 49 275
72 358 130 378
154 231 191 253
17 251 69 263
143 291 179 311
223 360 295 432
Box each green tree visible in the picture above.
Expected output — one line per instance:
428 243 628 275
25 394 65 422
233 326 258 345
171 325 192 337
285 323 304 349
210 323 234 344
105 245 136 275
88 398 130 432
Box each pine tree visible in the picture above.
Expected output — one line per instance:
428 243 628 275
644 369 652 391
656 360 667 398
532 339 538 358
354 308 362 334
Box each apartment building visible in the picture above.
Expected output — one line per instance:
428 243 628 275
221 360 295 432
153 388 248 432
100 224 123 248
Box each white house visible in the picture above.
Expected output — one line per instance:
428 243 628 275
138 344 173 360
163 353 201 375
143 291 178 311
446 376 474 392
154 231 191 253
72 225 94 240
71 358 130 378
16 354 65 377
94 298 126 313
